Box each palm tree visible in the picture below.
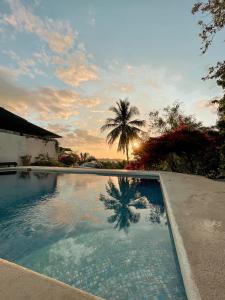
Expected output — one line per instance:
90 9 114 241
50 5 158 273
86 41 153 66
79 152 96 164
99 177 149 232
101 99 145 162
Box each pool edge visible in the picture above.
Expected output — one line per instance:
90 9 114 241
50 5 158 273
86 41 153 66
159 174 201 300
2 167 224 299
0 167 199 300
0 258 103 300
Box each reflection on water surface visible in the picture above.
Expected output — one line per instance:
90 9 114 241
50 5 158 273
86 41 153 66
0 171 186 300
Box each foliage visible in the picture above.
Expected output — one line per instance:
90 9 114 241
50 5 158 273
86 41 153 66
192 0 225 126
58 147 74 155
99 160 127 169
20 155 32 166
212 94 225 173
148 101 202 135
125 161 144 170
101 99 145 162
59 154 79 166
58 147 79 166
192 0 225 54
134 125 221 176
78 152 96 164
212 95 225 134
81 161 103 168
58 149 96 166
31 154 64 167
192 0 225 175
33 151 97 167
192 0 225 80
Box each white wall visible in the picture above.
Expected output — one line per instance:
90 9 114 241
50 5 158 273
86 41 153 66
0 131 58 165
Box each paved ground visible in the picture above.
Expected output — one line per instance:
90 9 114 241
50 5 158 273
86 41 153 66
0 167 224 299
160 172 225 300
0 259 102 300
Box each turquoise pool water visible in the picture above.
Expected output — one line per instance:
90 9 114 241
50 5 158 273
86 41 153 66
0 171 186 299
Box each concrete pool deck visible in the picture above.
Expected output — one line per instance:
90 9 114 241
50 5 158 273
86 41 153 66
0 166 225 300
0 259 102 300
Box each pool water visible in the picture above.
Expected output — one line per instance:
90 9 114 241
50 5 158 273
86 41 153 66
0 171 186 299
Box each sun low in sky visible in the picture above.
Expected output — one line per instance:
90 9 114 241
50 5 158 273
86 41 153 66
0 0 223 159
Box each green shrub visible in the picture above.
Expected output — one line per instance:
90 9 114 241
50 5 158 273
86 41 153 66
31 154 64 167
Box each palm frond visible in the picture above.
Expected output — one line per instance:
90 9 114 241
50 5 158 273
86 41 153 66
117 131 127 153
106 179 121 200
128 119 146 127
107 214 118 223
101 123 118 132
106 126 122 145
127 125 145 137
106 117 120 123
117 99 130 119
109 106 121 116
127 106 140 120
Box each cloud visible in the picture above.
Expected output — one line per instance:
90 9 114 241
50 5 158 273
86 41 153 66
0 66 101 120
1 49 46 78
47 123 72 135
56 51 99 87
91 110 107 113
74 129 104 144
0 65 17 80
2 0 76 53
59 129 105 154
46 124 106 155
1 1 99 86
147 79 161 90
60 130 121 159
46 123 105 154
197 99 218 113
45 121 124 159
33 49 51 65
88 7 96 27
2 46 99 85
112 82 134 93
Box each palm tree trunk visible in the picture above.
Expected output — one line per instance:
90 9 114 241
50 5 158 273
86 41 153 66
126 143 129 163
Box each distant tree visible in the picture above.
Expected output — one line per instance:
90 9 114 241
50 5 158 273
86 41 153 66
58 147 74 156
99 159 127 169
58 148 79 166
101 99 145 162
148 101 202 135
78 152 96 164
59 154 79 166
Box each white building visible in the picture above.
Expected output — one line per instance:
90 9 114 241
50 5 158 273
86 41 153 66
0 107 61 165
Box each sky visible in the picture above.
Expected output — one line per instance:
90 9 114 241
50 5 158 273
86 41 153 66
0 0 224 159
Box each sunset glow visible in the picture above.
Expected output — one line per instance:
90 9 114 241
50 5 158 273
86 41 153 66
133 141 140 149
0 0 223 159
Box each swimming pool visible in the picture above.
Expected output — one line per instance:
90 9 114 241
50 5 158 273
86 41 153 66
0 171 186 299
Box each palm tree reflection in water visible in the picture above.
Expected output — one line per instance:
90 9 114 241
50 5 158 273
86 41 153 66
99 177 164 232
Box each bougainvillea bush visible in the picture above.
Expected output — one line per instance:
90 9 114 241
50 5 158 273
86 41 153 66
130 125 221 177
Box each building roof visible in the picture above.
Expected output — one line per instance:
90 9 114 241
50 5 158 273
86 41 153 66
0 107 61 138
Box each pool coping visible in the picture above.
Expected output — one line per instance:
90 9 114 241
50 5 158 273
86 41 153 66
0 258 103 300
1 166 225 300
